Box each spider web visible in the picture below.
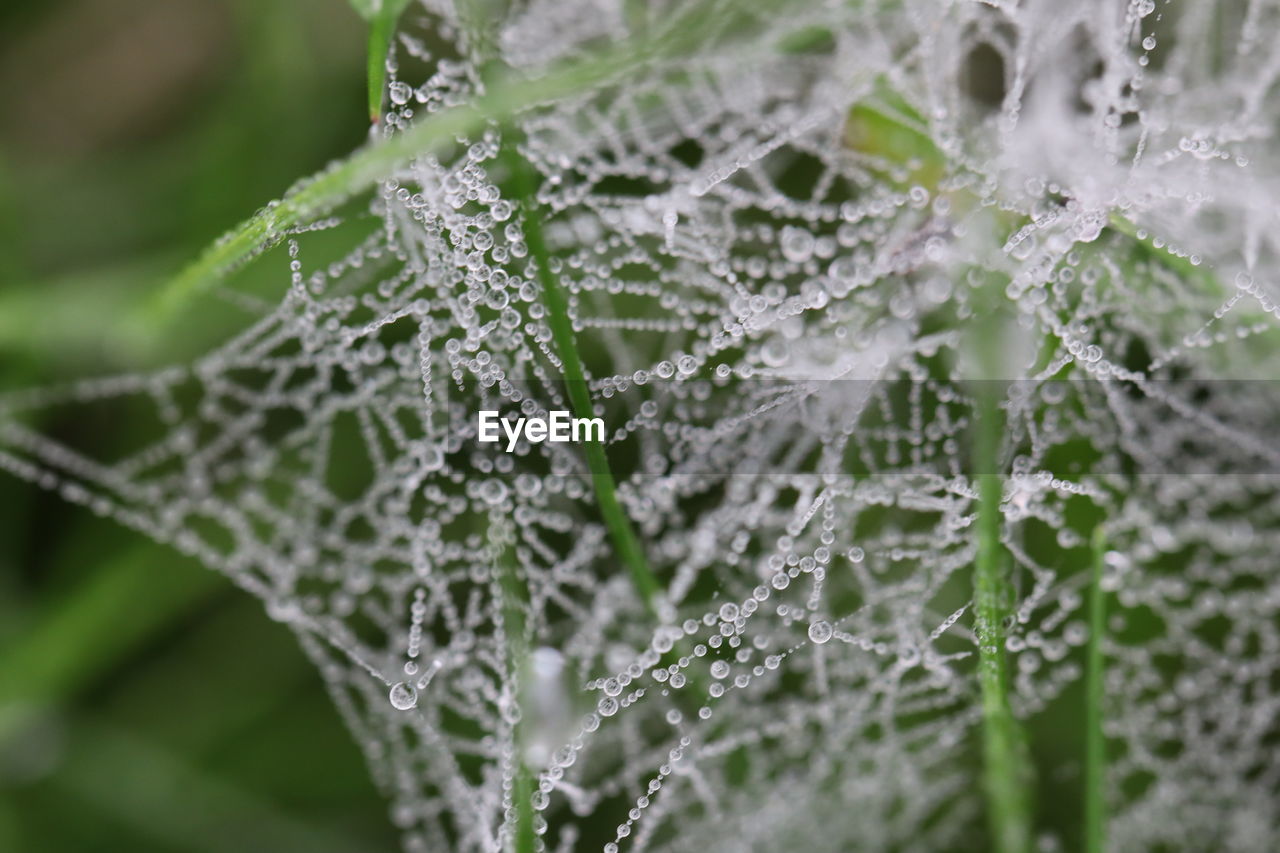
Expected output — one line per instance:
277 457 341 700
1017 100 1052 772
4 1 1280 850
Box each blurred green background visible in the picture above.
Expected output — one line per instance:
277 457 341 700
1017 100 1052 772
0 1 400 849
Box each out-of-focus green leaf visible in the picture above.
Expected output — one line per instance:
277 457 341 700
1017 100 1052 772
0 547 223 746
50 719 365 853
846 81 945 190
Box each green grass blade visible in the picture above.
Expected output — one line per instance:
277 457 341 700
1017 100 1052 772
511 757 536 853
491 517 536 853
353 0 412 122
56 718 364 853
0 547 223 745
974 474 1033 852
1085 526 1108 853
971 303 1034 853
500 140 662 618
150 0 781 323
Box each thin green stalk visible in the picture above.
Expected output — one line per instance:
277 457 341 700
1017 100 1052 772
500 142 662 619
974 483 1033 853
153 70 561 322
456 0 662 617
972 312 1033 853
511 759 536 853
1085 526 1108 853
153 0 773 322
492 517 536 853
366 0 413 122
346 0 413 121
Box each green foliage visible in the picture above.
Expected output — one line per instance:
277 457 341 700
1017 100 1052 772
0 2 389 849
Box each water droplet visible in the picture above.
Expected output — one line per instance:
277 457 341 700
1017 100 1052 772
421 445 445 472
479 479 508 505
808 620 833 644
780 226 815 263
388 81 412 106
389 681 418 711
1072 212 1106 243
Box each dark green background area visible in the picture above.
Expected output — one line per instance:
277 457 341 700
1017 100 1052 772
0 2 398 850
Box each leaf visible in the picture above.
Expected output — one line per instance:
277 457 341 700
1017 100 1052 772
349 0 414 121
0 547 222 746
151 0 754 321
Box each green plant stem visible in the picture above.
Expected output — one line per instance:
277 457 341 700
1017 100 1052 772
346 0 413 122
972 325 1033 853
459 0 662 618
492 518 536 853
365 0 412 122
511 759 536 853
153 0 769 322
974 481 1033 853
1085 526 1108 853
500 142 661 619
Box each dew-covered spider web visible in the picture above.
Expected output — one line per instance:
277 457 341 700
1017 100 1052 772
5 0 1280 850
